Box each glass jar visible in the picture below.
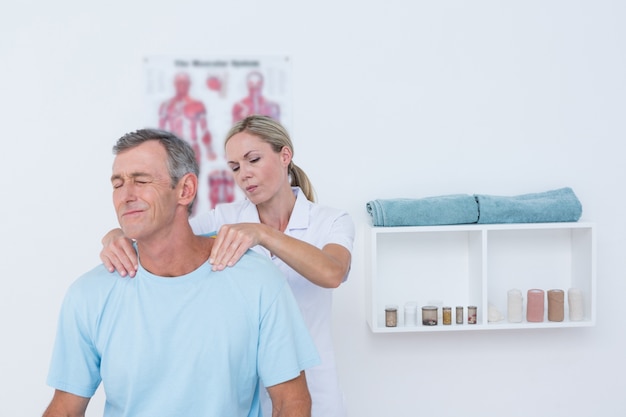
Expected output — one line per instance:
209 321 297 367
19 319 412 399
468 305 477 324
385 305 398 327
456 306 464 324
442 306 452 325
422 306 438 326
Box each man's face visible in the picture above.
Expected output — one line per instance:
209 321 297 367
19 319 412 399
111 141 179 242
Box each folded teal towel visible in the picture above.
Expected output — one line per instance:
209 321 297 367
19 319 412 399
474 187 582 224
366 194 479 227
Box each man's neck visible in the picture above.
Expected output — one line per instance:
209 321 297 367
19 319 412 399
136 231 214 277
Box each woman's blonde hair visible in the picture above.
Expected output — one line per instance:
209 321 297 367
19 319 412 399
225 115 316 202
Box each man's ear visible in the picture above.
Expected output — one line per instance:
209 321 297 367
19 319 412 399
178 173 198 205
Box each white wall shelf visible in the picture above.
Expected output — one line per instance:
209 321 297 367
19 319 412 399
365 222 596 333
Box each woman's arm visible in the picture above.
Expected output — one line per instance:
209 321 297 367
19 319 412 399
101 210 352 287
209 223 351 288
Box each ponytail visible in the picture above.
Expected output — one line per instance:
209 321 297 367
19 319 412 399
289 162 316 202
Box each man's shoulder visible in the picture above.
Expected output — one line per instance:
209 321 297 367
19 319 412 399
220 252 293 317
222 251 284 288
68 264 123 295
235 250 281 275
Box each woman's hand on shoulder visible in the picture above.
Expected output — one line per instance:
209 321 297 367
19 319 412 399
100 228 138 277
209 223 264 271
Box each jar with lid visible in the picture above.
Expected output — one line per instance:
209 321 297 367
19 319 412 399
456 306 464 324
467 306 477 324
385 305 398 327
422 306 438 326
442 306 452 325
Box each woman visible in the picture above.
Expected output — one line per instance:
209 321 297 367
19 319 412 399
101 115 355 417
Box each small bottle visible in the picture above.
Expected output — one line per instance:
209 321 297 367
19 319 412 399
467 306 477 324
404 302 418 327
422 306 438 325
442 307 452 325
385 305 398 327
456 306 464 324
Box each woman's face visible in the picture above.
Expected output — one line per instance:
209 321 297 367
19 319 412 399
225 132 291 205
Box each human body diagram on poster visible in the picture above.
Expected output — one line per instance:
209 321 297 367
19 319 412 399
145 57 291 217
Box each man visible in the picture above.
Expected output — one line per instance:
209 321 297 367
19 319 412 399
42 129 318 417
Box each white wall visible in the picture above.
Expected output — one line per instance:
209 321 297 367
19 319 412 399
2 1 624 415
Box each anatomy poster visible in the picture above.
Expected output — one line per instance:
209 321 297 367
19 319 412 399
143 55 292 216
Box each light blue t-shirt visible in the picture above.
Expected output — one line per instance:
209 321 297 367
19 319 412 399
47 250 320 417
